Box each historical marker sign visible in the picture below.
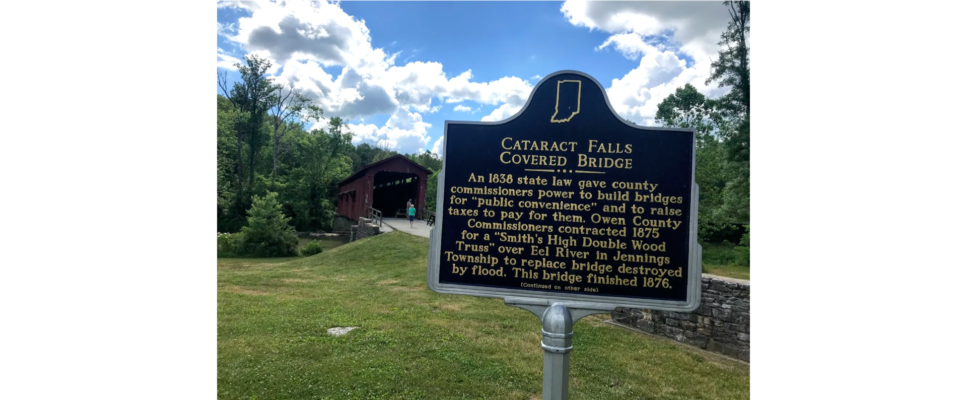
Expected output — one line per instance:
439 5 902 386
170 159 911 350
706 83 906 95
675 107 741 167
427 71 701 312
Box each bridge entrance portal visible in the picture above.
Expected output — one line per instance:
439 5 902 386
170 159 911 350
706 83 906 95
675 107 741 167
373 171 420 218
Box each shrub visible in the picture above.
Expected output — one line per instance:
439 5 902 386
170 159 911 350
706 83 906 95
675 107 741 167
700 242 737 265
699 221 746 244
217 232 242 257
733 225 750 266
239 192 299 257
734 247 750 266
300 240 324 257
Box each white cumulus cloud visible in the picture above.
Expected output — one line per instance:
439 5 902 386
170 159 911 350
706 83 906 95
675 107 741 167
453 105 471 112
216 47 243 70
217 22 237 39
481 103 523 123
431 136 445 157
561 0 728 58
560 0 733 126
219 0 534 153
346 108 432 151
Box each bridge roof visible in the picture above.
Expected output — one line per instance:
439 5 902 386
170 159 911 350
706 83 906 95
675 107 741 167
337 154 433 187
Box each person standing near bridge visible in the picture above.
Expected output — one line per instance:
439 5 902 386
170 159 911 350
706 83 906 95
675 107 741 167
408 202 416 228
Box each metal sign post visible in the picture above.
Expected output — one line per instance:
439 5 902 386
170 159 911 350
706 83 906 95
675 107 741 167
505 298 614 400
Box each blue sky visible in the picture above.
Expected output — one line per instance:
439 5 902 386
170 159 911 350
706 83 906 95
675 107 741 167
216 1 732 155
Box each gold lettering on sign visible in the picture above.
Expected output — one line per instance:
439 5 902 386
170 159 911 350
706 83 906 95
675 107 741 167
443 129 691 297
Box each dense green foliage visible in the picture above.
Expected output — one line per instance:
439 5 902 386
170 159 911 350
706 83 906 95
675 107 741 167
739 225 750 247
407 150 443 172
425 169 440 211
657 1 751 246
734 225 750 266
238 192 299 257
217 55 443 235
216 232 242 258
700 242 750 280
349 142 399 173
299 240 324 257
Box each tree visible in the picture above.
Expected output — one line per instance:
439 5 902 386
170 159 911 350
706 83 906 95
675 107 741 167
655 84 717 136
407 150 442 172
707 1 750 121
312 118 354 182
716 132 752 224
735 224 750 266
349 143 399 173
268 82 323 187
655 84 732 242
217 95 248 232
706 1 750 225
370 148 397 164
425 169 440 212
215 55 364 235
218 54 276 190
215 94 243 210
239 192 299 257
350 143 375 172
286 117 354 230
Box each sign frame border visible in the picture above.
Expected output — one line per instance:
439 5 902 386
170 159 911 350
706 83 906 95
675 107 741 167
426 70 702 312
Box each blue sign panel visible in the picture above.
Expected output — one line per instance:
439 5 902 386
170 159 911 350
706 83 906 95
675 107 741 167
427 71 701 311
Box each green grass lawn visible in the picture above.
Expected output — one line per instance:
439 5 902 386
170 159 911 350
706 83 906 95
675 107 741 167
701 243 750 281
702 264 750 281
218 232 750 399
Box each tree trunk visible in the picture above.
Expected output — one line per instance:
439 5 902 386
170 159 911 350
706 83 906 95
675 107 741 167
236 132 244 199
272 132 280 189
248 127 257 189
739 26 749 116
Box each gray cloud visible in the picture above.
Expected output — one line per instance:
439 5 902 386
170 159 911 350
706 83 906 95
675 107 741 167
245 15 353 66
335 77 397 119
565 1 728 40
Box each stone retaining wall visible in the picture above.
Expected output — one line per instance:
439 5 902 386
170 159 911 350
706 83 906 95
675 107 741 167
352 217 381 242
611 274 750 362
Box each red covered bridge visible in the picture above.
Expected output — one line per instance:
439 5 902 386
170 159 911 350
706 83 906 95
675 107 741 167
336 155 432 222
